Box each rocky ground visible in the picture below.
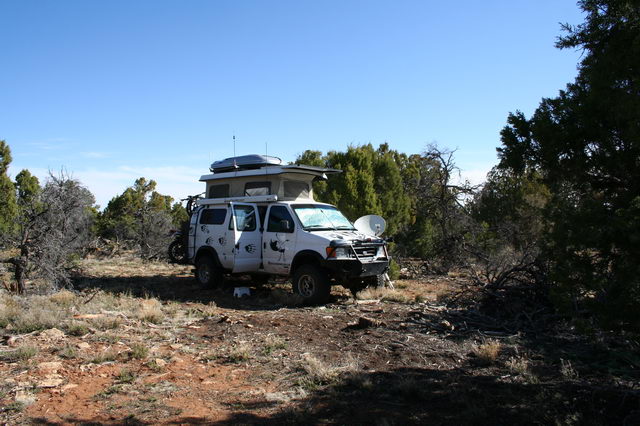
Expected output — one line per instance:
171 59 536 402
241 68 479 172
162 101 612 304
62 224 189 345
1 256 638 425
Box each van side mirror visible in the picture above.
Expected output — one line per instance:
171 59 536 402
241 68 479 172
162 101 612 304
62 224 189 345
280 220 291 232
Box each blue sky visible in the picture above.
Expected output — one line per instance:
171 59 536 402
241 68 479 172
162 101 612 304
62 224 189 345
1 1 583 208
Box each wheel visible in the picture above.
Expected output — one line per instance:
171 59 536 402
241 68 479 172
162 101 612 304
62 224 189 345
168 240 186 264
195 255 222 287
292 264 330 305
366 274 385 288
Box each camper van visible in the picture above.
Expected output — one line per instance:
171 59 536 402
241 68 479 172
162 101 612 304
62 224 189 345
182 155 390 304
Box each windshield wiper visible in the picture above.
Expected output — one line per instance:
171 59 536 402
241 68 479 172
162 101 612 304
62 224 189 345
303 225 333 231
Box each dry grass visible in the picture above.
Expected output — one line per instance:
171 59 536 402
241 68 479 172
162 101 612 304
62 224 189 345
129 342 149 360
506 356 539 383
48 290 78 307
57 344 78 359
473 340 502 364
90 347 120 364
137 299 164 324
262 335 288 356
356 287 412 303
506 356 530 375
227 343 252 363
2 295 70 333
560 358 579 380
299 353 359 389
115 368 136 384
0 344 38 362
65 320 90 336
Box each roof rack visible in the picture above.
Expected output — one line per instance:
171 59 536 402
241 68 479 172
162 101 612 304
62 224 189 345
209 155 282 173
197 194 279 206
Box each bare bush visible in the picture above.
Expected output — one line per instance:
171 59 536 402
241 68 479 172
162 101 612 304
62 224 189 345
135 205 173 260
1 172 95 293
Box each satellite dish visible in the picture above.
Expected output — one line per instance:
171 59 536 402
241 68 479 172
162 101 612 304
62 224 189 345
354 215 386 237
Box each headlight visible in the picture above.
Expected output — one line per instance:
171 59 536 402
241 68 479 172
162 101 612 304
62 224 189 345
376 245 386 258
326 246 351 259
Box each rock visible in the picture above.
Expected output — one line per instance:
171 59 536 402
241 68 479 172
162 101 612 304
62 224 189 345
15 391 37 406
169 343 183 350
2 335 19 347
40 328 65 340
77 342 90 350
38 375 64 388
61 383 78 391
37 361 62 373
154 358 167 367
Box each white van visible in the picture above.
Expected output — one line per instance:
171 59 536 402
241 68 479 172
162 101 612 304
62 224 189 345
184 155 390 304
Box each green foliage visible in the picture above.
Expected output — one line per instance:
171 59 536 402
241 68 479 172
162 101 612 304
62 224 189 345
97 177 175 258
0 140 18 237
170 202 189 227
496 0 640 330
14 169 40 205
296 144 413 236
296 144 472 268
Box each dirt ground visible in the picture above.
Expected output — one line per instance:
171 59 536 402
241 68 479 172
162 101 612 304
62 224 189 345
1 256 639 425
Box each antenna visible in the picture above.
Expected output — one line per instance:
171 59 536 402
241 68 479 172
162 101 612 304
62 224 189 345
232 134 238 172
265 141 269 176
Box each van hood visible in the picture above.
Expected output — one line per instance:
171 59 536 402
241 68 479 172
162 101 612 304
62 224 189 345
309 229 384 244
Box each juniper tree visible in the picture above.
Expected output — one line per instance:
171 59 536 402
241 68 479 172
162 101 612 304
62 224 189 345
496 0 640 329
0 141 18 238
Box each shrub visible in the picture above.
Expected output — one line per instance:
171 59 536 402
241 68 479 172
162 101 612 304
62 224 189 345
0 344 38 362
137 299 164 324
130 342 149 360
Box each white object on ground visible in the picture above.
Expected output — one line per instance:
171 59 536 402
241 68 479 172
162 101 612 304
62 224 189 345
234 287 251 298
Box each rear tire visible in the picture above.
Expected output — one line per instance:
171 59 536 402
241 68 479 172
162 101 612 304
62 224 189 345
292 264 330 305
195 255 222 287
168 240 186 264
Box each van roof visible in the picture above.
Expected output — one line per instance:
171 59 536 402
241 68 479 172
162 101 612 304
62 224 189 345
199 164 341 182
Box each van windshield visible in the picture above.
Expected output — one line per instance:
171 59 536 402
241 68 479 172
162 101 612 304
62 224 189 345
292 204 355 231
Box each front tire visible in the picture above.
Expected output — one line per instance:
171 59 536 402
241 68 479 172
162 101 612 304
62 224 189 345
195 255 222 287
292 264 330 305
366 274 385 288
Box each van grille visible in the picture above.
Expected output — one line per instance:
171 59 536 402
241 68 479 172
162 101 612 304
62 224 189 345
353 244 381 260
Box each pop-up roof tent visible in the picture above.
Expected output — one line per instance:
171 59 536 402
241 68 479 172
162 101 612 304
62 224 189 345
199 154 340 202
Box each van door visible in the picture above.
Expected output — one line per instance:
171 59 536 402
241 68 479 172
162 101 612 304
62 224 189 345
201 205 234 269
230 203 262 273
262 204 297 275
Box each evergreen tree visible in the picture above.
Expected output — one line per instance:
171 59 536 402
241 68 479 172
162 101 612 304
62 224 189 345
497 0 640 329
0 141 18 237
15 169 41 205
97 177 176 258
373 144 412 236
324 145 382 221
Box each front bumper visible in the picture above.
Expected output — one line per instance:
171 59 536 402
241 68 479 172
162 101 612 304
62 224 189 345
322 258 389 279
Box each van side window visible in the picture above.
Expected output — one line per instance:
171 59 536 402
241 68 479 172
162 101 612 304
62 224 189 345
200 208 226 225
267 206 294 233
208 184 229 198
283 181 309 199
232 205 256 231
244 182 271 196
